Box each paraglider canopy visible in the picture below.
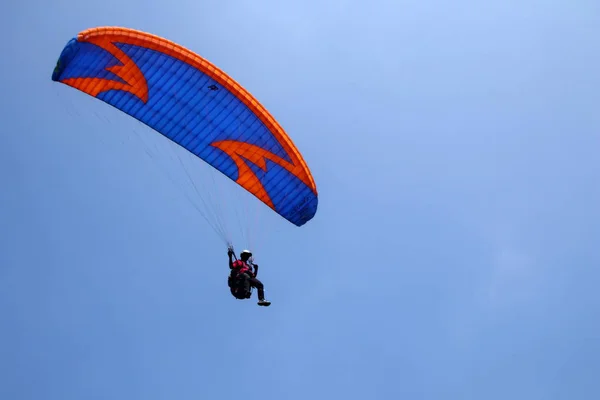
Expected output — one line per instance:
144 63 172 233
51 26 318 235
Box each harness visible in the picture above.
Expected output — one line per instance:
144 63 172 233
227 248 255 300
228 270 253 299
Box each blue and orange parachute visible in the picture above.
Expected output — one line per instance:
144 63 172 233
52 27 318 228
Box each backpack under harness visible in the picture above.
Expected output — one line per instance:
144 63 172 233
227 272 252 300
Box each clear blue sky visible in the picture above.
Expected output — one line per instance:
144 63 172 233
2 1 599 399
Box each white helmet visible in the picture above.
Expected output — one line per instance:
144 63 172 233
240 249 253 258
